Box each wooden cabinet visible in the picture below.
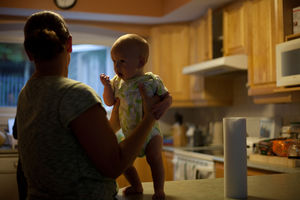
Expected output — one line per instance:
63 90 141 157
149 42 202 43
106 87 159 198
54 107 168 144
149 24 191 107
0 154 18 200
223 0 249 56
162 150 174 181
214 161 280 178
247 0 281 89
188 9 234 107
148 10 234 107
246 0 300 103
116 150 174 188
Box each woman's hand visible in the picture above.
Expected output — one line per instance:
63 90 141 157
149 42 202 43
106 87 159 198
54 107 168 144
139 84 160 119
152 92 172 120
109 98 120 133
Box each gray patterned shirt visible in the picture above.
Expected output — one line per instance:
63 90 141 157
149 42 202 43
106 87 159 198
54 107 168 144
17 76 117 200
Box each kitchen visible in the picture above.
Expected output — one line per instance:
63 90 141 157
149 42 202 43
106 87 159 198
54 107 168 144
1 0 300 199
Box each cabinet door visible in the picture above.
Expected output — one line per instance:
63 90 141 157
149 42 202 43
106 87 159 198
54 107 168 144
0 156 18 200
162 150 174 181
247 0 283 88
189 9 212 101
149 25 191 106
223 0 249 56
116 151 174 188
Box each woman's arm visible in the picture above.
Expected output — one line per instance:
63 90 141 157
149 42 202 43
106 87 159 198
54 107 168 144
70 85 159 178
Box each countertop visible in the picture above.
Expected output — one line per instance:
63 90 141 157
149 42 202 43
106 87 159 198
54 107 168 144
0 145 18 156
163 146 300 174
116 172 300 200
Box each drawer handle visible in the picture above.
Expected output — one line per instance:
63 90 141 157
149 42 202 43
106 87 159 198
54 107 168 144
13 161 18 169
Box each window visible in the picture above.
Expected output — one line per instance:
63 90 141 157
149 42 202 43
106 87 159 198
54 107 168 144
0 43 114 110
0 43 34 107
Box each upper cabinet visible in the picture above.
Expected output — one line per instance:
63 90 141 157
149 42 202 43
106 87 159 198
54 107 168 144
223 0 249 56
189 9 234 106
247 0 280 92
148 9 233 107
148 0 300 106
246 0 300 103
149 24 192 107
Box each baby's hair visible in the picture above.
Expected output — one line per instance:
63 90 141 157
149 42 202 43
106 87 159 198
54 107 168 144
113 34 149 62
24 11 70 61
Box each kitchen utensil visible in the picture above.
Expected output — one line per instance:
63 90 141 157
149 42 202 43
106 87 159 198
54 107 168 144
193 126 204 147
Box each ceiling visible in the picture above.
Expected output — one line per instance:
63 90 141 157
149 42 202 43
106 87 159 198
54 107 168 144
0 0 232 25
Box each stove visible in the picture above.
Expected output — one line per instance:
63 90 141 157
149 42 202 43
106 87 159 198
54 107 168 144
186 148 224 157
173 146 223 180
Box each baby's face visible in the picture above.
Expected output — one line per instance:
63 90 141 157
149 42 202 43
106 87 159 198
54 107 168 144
111 47 143 81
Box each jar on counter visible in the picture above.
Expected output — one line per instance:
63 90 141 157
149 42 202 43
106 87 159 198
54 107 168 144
172 112 187 147
289 122 300 139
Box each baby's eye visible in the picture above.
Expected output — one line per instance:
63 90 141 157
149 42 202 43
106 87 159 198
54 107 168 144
120 59 125 63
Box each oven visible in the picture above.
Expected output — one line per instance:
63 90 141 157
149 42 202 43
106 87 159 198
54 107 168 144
172 148 217 180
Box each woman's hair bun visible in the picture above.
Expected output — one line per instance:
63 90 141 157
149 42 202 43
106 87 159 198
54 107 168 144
25 28 64 61
24 11 70 61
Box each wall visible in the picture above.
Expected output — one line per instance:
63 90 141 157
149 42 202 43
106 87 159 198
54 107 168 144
0 0 190 17
160 72 300 129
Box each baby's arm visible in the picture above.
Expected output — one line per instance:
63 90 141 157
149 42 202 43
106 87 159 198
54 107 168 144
100 73 115 106
152 92 172 120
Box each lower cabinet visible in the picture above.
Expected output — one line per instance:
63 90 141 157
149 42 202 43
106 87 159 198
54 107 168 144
214 161 280 178
116 150 174 188
0 154 18 200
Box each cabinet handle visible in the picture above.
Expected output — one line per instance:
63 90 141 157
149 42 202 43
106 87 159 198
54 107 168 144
13 161 18 169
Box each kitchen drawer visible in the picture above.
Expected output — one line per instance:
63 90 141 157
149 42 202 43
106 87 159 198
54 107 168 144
0 155 18 200
0 156 18 172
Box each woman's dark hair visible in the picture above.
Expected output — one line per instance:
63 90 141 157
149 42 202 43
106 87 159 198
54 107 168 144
24 11 70 61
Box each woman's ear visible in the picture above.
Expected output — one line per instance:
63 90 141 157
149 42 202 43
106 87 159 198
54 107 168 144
66 36 72 53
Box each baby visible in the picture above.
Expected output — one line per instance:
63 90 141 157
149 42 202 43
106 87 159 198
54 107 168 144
100 34 171 199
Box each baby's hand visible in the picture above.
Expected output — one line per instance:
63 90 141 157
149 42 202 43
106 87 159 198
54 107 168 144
100 73 111 86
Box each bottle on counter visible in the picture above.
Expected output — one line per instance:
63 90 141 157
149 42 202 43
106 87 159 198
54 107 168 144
193 126 205 147
172 112 187 147
186 124 195 147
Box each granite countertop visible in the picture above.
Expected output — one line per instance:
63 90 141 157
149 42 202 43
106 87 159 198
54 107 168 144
116 173 300 200
163 146 300 174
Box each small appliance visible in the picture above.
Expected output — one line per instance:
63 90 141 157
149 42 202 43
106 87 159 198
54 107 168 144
276 38 300 87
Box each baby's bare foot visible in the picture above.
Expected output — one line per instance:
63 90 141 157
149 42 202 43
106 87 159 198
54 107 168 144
123 185 143 195
152 190 165 200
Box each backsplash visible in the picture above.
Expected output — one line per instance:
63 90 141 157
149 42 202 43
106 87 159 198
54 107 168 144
161 73 300 128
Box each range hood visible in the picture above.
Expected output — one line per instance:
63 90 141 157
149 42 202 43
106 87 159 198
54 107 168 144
182 54 248 76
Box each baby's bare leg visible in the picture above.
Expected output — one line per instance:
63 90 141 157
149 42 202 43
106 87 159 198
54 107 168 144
123 166 143 195
145 135 165 200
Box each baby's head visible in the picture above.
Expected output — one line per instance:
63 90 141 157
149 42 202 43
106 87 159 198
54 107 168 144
111 34 149 80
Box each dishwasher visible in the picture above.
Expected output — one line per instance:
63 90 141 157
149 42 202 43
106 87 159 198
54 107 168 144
173 148 216 180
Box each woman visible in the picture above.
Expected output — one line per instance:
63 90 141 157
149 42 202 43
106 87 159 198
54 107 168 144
17 10 170 200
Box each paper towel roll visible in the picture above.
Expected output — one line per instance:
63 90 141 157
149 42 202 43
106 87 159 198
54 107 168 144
223 117 247 199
